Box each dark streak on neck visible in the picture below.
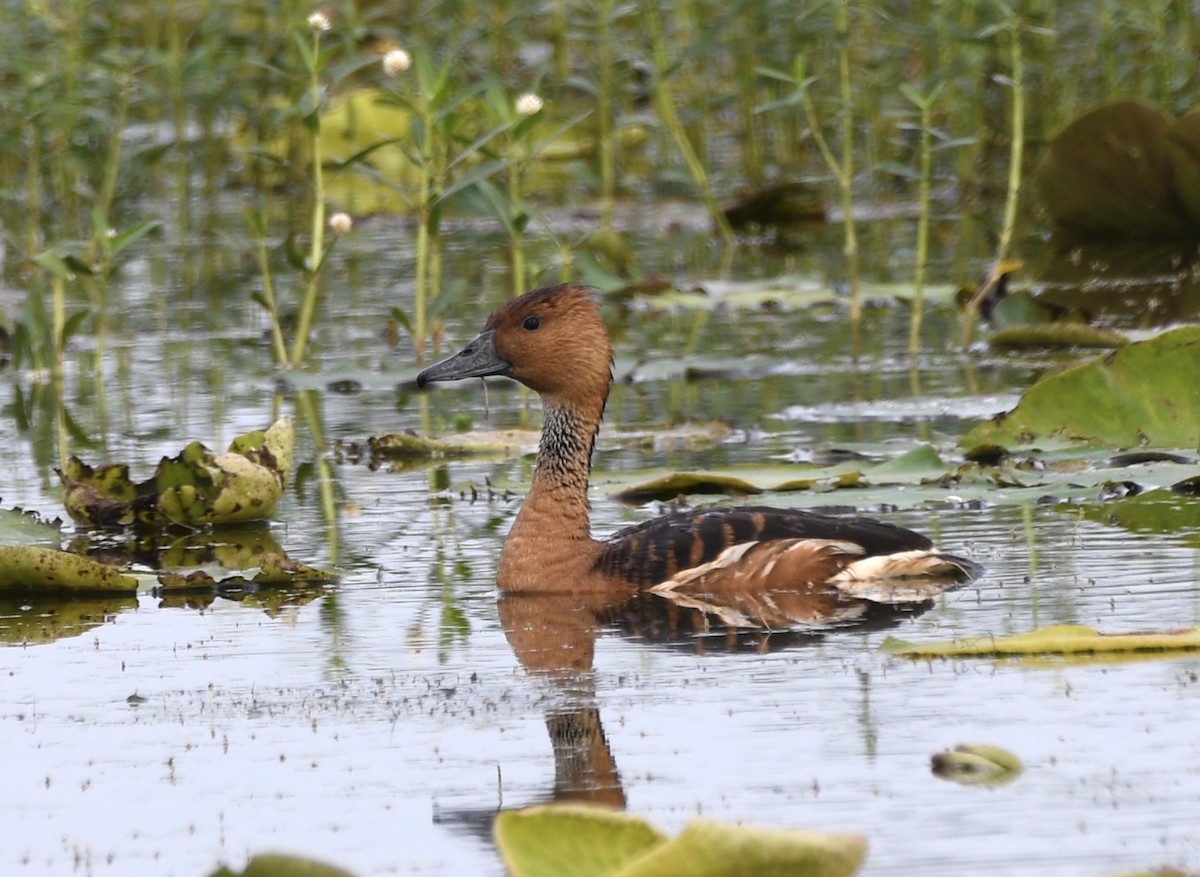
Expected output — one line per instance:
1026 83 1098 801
536 403 597 492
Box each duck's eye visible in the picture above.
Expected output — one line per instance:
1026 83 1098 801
522 315 541 331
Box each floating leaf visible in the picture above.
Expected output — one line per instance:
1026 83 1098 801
366 429 537 461
0 545 137 595
494 804 667 877
59 418 294 528
619 820 866 877
882 624 1200 658
962 326 1200 449
0 506 63 547
494 805 865 877
988 323 1128 351
610 472 766 503
605 445 946 504
931 743 1022 787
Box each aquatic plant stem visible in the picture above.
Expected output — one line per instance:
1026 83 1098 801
256 234 290 366
906 86 938 357
597 0 616 231
995 14 1024 273
290 24 327 368
51 274 66 377
508 153 527 297
414 156 433 358
644 1 734 246
962 10 1024 349
835 0 861 322
794 2 861 321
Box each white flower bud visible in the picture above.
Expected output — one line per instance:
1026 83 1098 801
328 212 353 235
307 11 331 31
382 49 411 76
515 93 544 117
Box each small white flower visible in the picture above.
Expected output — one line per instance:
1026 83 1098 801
515 93 544 117
382 48 411 76
106 228 118 239
307 11 331 31
328 212 353 235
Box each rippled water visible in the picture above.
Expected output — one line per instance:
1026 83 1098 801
2 216 1199 876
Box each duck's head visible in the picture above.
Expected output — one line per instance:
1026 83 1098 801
416 283 613 407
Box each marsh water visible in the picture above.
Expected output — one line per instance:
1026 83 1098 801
2 205 1199 877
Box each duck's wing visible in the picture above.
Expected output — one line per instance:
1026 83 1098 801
594 505 934 588
646 538 979 630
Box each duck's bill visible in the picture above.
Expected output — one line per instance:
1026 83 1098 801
416 329 510 387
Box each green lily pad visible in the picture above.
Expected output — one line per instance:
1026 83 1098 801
494 805 667 877
604 445 947 504
367 429 537 461
988 323 1129 351
962 326 1200 449
494 805 866 877
619 820 866 877
931 744 1023 787
0 506 63 547
608 276 958 312
882 624 1200 658
59 418 294 528
0 545 137 595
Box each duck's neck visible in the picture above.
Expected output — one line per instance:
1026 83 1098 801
497 398 604 591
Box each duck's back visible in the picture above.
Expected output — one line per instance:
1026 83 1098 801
594 506 933 588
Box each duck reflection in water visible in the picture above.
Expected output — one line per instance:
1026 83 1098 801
417 284 979 807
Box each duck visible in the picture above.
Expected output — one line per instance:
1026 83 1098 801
416 283 977 618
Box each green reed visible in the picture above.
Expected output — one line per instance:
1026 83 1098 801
4 0 1200 375
962 6 1025 349
644 0 735 246
902 82 943 357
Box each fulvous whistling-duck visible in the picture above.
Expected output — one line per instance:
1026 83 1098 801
416 284 977 620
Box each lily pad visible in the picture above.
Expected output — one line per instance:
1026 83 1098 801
988 323 1128 350
366 429 537 461
882 624 1200 658
0 545 137 595
59 417 294 528
962 326 1200 449
494 805 667 877
0 506 63 546
493 804 866 877
605 445 946 503
609 276 959 312
619 820 866 877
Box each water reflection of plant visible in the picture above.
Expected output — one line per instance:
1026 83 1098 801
411 492 474 663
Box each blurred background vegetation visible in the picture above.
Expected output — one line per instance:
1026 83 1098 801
0 0 1197 369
